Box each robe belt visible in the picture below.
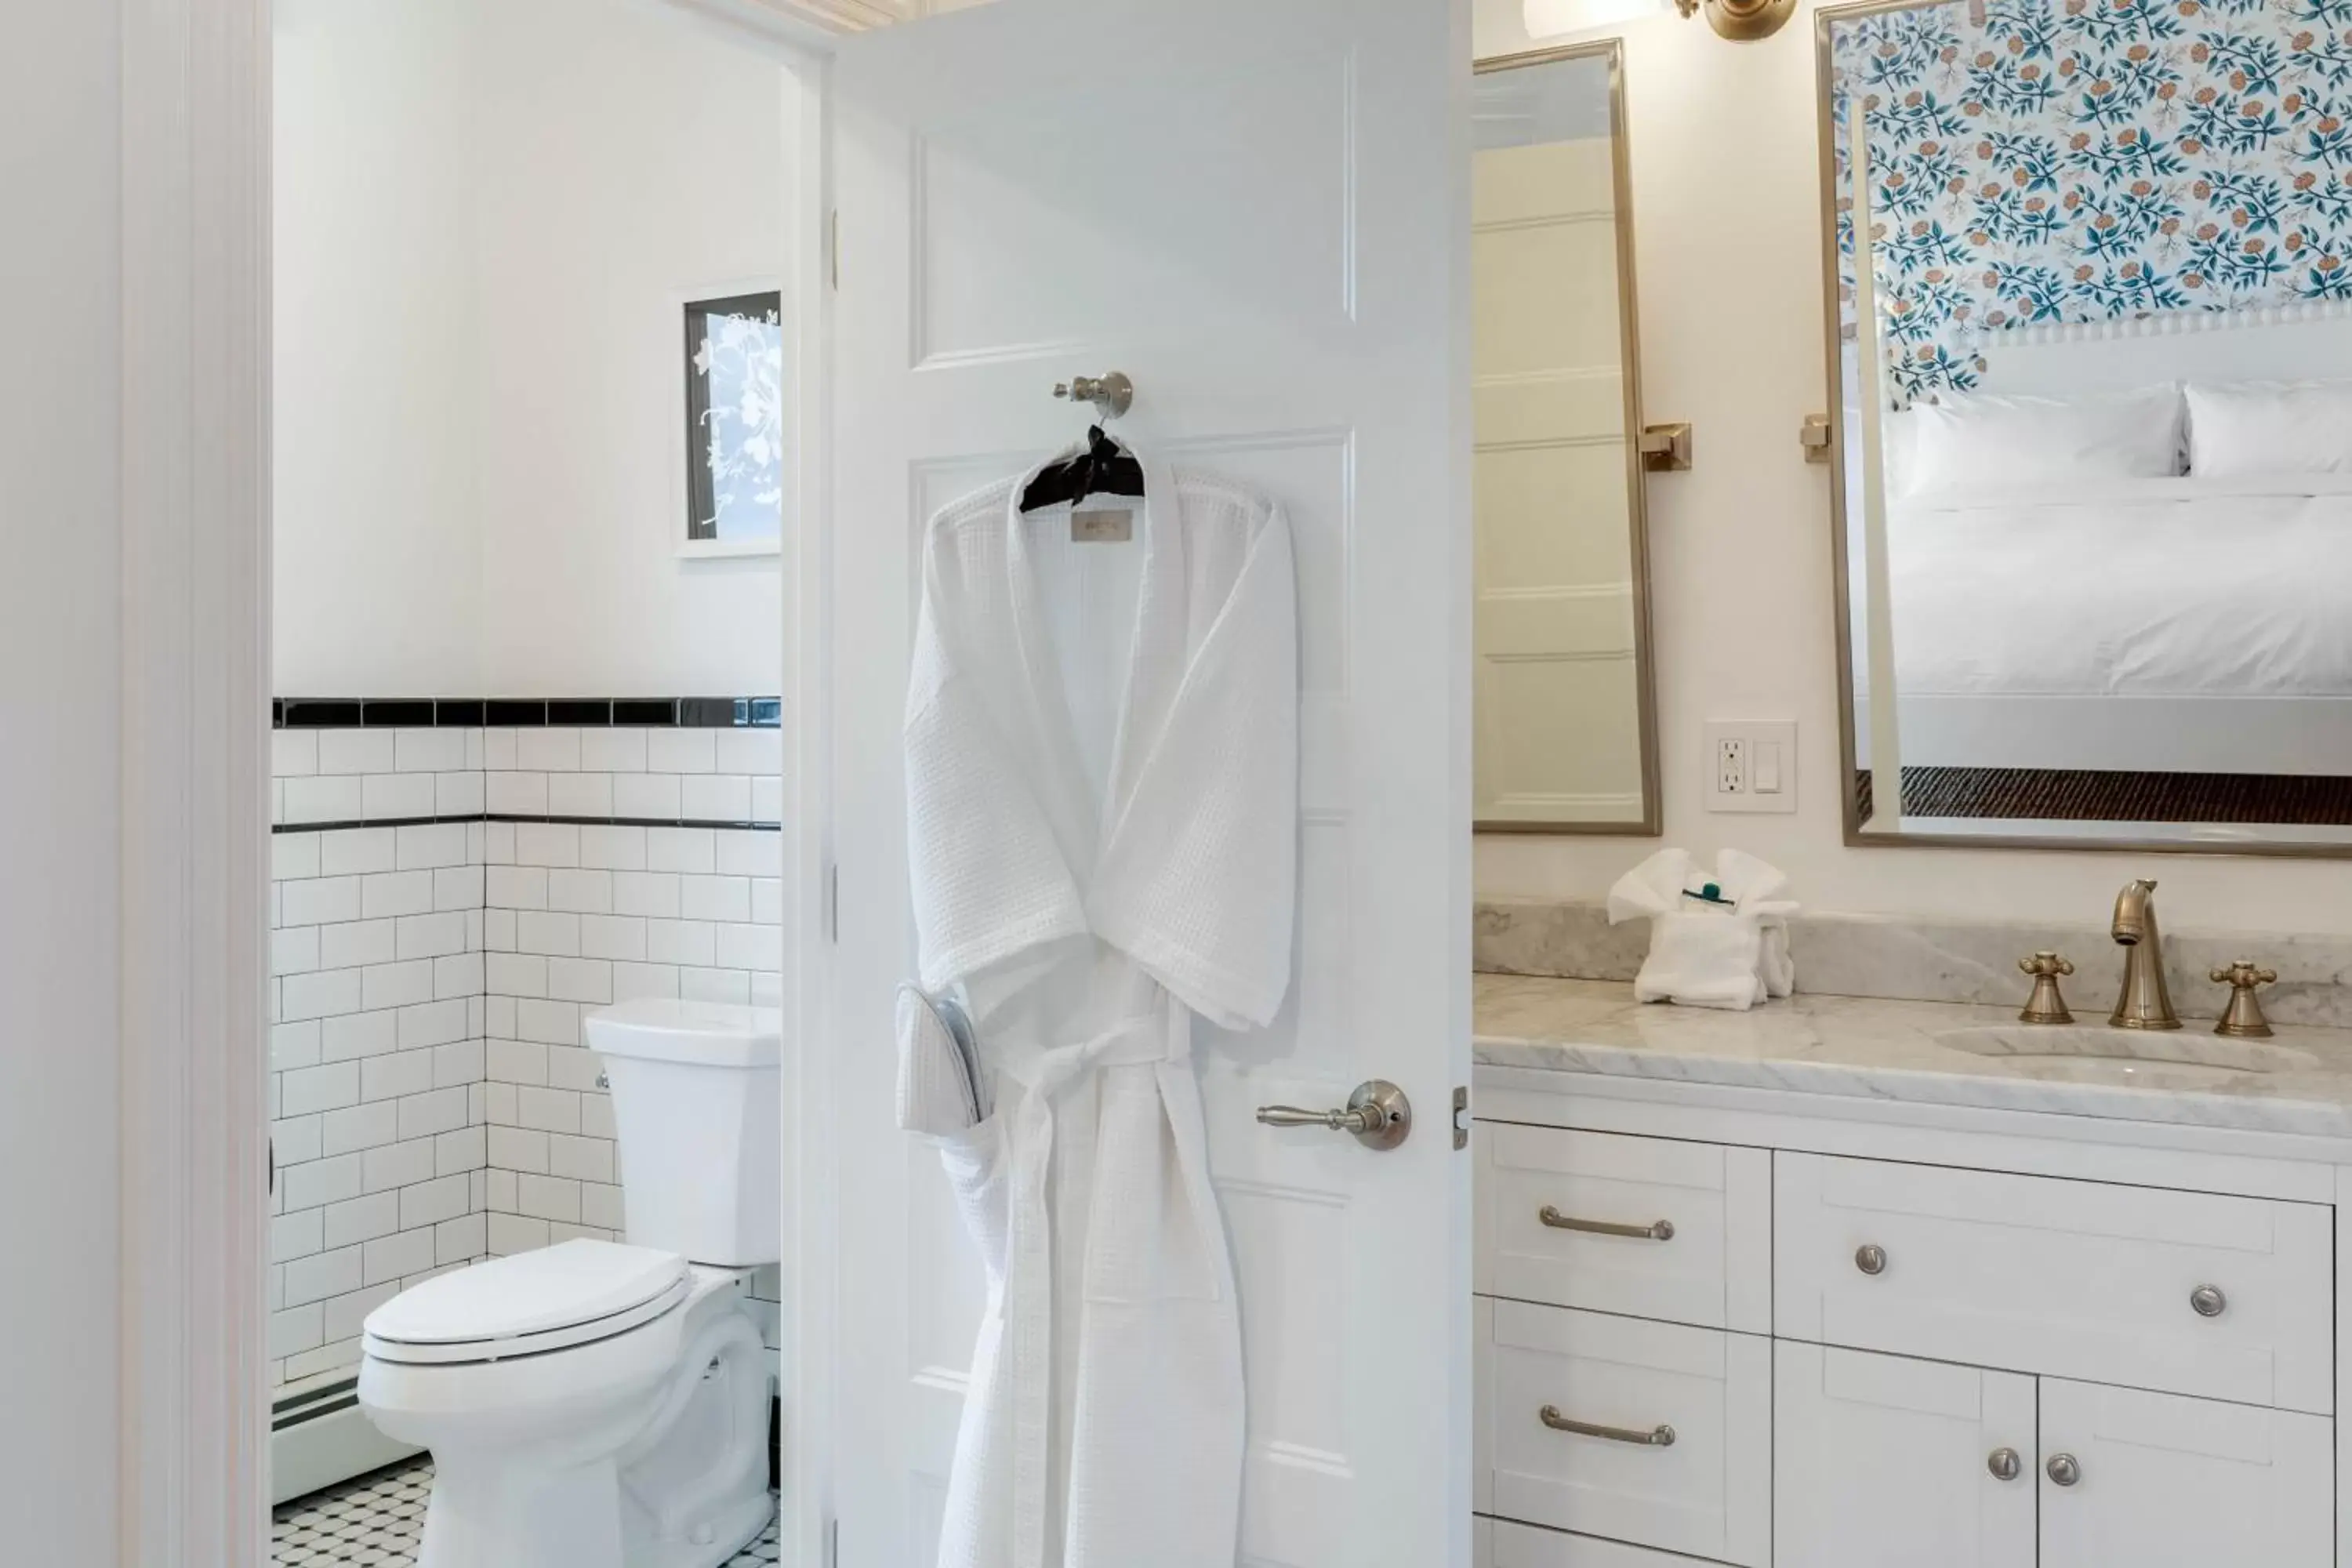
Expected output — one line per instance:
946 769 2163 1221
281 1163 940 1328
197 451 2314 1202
993 1009 1177 1568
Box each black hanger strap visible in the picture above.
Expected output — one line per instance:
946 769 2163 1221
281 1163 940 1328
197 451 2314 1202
1019 425 1145 512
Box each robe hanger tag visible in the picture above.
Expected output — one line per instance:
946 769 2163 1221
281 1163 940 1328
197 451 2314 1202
1069 503 1134 543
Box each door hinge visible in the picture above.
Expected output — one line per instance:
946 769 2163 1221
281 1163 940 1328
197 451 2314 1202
824 861 840 943
1453 1085 1470 1150
828 209 840 291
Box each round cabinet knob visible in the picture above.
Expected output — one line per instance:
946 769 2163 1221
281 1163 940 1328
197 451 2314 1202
2045 1453 2082 1487
1854 1243 1888 1276
2190 1283 2227 1318
1987 1447 2021 1482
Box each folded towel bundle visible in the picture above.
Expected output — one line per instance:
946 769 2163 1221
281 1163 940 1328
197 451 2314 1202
895 982 989 1135
1606 848 1798 1011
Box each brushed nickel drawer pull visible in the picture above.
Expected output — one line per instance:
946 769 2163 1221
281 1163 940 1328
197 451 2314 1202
1538 1205 1674 1241
1855 1243 1888 1276
2190 1283 2227 1318
1539 1405 1676 1446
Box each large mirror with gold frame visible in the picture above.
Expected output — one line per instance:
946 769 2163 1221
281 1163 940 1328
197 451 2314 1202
1472 39 1663 834
1821 0 2352 855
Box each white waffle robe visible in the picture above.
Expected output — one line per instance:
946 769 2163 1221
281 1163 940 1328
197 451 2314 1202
905 450 1298 1568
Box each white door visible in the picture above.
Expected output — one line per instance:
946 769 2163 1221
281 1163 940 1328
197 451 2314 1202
827 2 1471 1566
1469 119 1643 826
1775 1343 2035 1568
2038 1378 2332 1567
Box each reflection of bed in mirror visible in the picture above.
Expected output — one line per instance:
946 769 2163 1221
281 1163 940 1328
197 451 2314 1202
1852 309 2352 779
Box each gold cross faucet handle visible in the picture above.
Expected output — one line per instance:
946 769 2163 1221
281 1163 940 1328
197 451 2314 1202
2018 951 2075 1025
2209 960 2279 1039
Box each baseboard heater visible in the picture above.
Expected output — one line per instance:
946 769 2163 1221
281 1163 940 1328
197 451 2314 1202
270 1377 423 1506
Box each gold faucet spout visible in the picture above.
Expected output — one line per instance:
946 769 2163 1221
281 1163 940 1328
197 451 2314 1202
2109 878 2180 1029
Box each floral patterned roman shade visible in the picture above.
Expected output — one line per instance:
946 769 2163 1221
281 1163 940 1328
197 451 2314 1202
1832 0 2352 401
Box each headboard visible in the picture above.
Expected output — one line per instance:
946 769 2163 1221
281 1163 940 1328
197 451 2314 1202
1973 300 2352 397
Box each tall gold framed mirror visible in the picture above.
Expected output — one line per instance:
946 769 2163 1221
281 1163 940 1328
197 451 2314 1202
1820 0 2352 856
1472 39 1662 834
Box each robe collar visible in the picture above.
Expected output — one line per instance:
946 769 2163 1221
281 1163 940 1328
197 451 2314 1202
1000 438 1184 884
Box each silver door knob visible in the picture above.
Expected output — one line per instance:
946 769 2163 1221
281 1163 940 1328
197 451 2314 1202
2045 1453 2081 1486
1256 1080 1411 1150
1987 1447 2021 1482
2190 1283 2227 1318
1855 1243 1888 1276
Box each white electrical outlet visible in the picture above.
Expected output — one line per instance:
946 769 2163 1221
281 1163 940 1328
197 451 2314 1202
1705 721 1798 814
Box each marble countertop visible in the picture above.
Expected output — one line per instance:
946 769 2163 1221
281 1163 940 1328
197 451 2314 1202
1474 972 2352 1138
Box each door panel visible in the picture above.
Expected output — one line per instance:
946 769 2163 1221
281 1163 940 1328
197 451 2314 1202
1775 1342 2035 1568
829 3 1470 1565
1470 107 1642 826
2039 1377 2332 1567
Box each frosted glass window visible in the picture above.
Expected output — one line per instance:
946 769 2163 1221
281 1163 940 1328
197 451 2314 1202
684 292 784 543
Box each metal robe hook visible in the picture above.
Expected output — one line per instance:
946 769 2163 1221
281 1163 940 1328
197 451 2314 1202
1053 372 1134 421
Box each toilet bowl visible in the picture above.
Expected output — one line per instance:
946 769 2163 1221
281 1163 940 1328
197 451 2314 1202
358 1000 783 1568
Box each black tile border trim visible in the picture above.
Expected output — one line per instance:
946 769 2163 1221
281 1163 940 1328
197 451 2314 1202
273 813 782 836
277 696 782 730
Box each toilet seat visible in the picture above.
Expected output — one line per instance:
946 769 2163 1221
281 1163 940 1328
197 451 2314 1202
363 1240 691 1366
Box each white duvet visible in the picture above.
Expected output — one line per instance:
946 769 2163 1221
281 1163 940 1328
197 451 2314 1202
1884 474 2352 699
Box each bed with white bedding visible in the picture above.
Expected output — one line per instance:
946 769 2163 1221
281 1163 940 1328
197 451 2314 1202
1858 474 2352 775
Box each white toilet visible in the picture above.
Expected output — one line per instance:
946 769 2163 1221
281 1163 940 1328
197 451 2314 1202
358 998 782 1568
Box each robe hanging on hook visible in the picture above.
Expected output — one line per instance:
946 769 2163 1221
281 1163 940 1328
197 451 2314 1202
1053 372 1134 421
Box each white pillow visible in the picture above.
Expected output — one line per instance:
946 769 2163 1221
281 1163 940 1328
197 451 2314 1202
2186 379 2352 477
1900 384 2183 497
1881 407 1918 498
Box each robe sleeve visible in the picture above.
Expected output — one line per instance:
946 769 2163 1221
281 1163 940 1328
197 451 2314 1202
1090 504 1299 1030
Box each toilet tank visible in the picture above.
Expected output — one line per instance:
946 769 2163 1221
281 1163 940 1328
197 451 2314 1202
583 999 782 1268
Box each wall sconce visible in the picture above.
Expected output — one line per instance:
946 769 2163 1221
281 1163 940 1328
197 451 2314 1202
1671 0 1797 38
1524 0 1794 41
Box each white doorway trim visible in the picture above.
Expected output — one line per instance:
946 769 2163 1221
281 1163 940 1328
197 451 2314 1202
118 0 272 1563
661 10 844 1559
124 1 844 1562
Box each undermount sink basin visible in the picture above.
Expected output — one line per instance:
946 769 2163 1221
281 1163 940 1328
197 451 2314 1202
1934 1024 2318 1081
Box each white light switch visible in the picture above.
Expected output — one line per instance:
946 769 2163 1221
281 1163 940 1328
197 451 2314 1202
1705 721 1798 814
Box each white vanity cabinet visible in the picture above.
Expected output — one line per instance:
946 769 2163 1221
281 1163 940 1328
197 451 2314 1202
1470 1080 2345 1568
1774 1344 2331 1566
1775 1344 2034 1567
1775 1152 2335 1414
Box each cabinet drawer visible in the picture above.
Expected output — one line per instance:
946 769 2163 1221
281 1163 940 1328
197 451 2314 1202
1477 1515 1711 1568
1476 1123 1770 1332
1776 1152 2332 1413
1475 1298 1770 1566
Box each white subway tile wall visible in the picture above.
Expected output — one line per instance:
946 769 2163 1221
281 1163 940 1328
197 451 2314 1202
268 723 785 1386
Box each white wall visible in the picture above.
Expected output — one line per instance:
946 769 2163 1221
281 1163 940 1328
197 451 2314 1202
474 0 792 698
274 0 792 699
274 0 485 696
1472 1 2352 935
0 0 124 1555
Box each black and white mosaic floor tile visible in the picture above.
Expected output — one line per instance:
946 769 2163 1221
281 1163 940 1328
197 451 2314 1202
271 1457 780 1566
